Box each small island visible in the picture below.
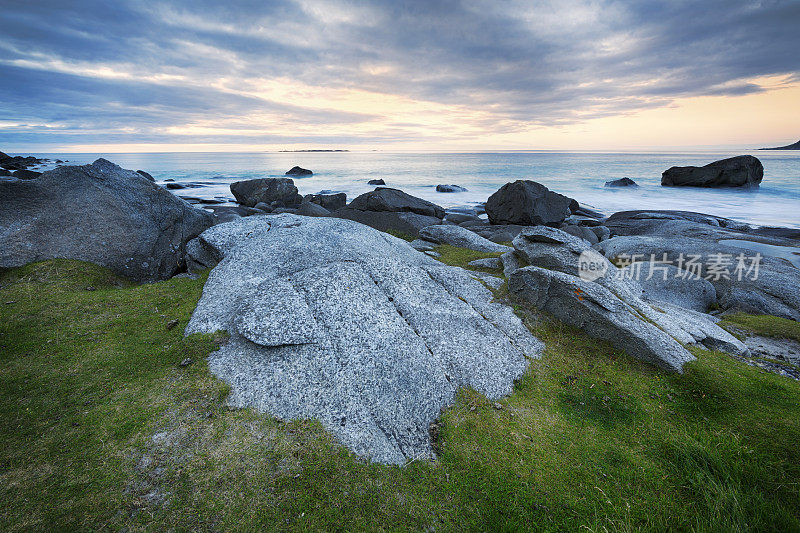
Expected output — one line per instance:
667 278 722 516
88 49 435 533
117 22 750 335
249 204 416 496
759 139 800 150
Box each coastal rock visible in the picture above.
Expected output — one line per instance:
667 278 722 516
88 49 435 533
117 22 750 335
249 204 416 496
512 226 602 276
136 170 155 181
304 192 346 211
560 224 599 245
285 166 312 176
443 211 480 225
468 257 503 269
334 208 440 237
0 169 11 176
419 225 511 253
0 158 213 281
605 177 638 187
296 200 331 217
185 215 541 464
12 169 41 179
760 139 800 151
230 177 302 208
485 180 575 226
368 179 386 186
661 155 763 188
619 263 716 312
347 188 445 218
436 184 468 193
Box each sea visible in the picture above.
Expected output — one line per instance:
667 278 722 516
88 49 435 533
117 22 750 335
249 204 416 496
31 150 800 229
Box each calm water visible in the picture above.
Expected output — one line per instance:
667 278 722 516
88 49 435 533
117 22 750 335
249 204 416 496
34 150 800 228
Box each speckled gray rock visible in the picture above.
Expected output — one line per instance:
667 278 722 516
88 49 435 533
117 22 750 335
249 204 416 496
619 263 716 312
468 257 503 269
230 177 302 208
409 239 436 252
0 158 213 281
419 225 511 253
185 215 541 464
512 226 601 276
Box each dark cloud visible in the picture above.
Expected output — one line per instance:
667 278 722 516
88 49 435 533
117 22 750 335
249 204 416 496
0 0 798 147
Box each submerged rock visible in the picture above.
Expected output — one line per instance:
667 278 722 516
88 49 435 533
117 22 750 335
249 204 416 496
661 155 763 188
368 179 386 186
485 180 575 226
605 177 638 187
285 166 312 176
0 158 213 281
185 215 541 464
436 184 468 193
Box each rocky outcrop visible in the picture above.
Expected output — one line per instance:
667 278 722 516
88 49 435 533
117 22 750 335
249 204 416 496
419 225 511 253
661 156 763 188
347 188 445 218
436 184 467 193
485 180 576 226
185 215 541 464
506 226 748 371
760 139 800 150
136 170 155 181
605 177 638 187
304 192 346 211
230 178 302 208
619 264 716 312
0 158 213 281
285 166 312 176
368 179 385 185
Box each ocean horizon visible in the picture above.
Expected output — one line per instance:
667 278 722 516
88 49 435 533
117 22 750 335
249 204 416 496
26 149 800 229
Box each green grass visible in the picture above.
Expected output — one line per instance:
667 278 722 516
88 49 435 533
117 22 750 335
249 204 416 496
722 313 800 342
2 259 800 531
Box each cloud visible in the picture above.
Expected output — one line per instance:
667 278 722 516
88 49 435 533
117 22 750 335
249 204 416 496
0 0 798 148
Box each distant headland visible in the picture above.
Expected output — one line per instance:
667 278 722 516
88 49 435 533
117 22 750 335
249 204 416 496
759 139 800 150
278 149 350 152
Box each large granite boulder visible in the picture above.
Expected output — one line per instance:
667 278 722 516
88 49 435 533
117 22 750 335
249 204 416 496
419 225 511 253
185 215 541 464
347 188 445 218
304 192 346 211
485 180 575 226
661 156 763 187
0 158 213 281
505 226 748 371
230 178 302 208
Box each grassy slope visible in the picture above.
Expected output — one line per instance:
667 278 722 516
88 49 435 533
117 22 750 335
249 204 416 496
1 258 800 531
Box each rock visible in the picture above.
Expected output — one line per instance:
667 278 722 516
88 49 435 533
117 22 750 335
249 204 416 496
419 225 511 253
591 226 611 242
605 177 638 187
509 267 696 372
409 239 437 252
619 263 717 312
230 178 302 208
424 250 441 257
253 202 273 213
571 205 606 219
296 200 331 217
0 159 213 281
136 170 155 181
565 215 603 227
471 224 528 243
0 169 11 176
271 207 299 214
604 210 753 236
165 182 186 189
661 155 763 188
285 166 312 176
485 180 575 226
334 208 440 237
347 188 445 218
11 169 41 179
472 272 504 290
304 192 346 211
595 235 800 320
560 224 599 245
468 257 503 269
512 226 600 276
501 251 521 277
436 184 467 193
443 212 480 225
166 319 179 330
759 139 800 151
368 179 385 185
185 215 542 464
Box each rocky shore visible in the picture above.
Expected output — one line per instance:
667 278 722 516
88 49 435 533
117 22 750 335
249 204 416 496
2 152 799 464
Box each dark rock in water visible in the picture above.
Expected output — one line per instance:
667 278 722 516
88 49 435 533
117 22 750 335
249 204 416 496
230 177 302 208
347 188 445 218
335 208 440 237
166 182 186 189
12 169 41 179
759 139 800 150
605 177 638 187
661 155 763 187
485 180 575 226
304 192 346 211
164 178 175 182
136 170 155 181
0 169 11 176
0 158 213 281
368 179 385 186
285 166 312 176
436 184 468 193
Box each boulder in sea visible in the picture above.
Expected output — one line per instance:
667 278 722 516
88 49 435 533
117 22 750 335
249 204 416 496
0 158 213 281
485 180 575 226
285 166 313 176
368 178 385 185
304 192 346 211
661 155 763 187
605 177 638 187
436 184 468 193
136 170 155 181
230 177 302 208
185 214 541 464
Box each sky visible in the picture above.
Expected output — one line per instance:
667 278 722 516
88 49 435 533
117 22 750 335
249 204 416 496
1 0 799 152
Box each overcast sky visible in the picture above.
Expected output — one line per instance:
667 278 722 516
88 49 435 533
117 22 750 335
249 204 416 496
1 0 799 151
